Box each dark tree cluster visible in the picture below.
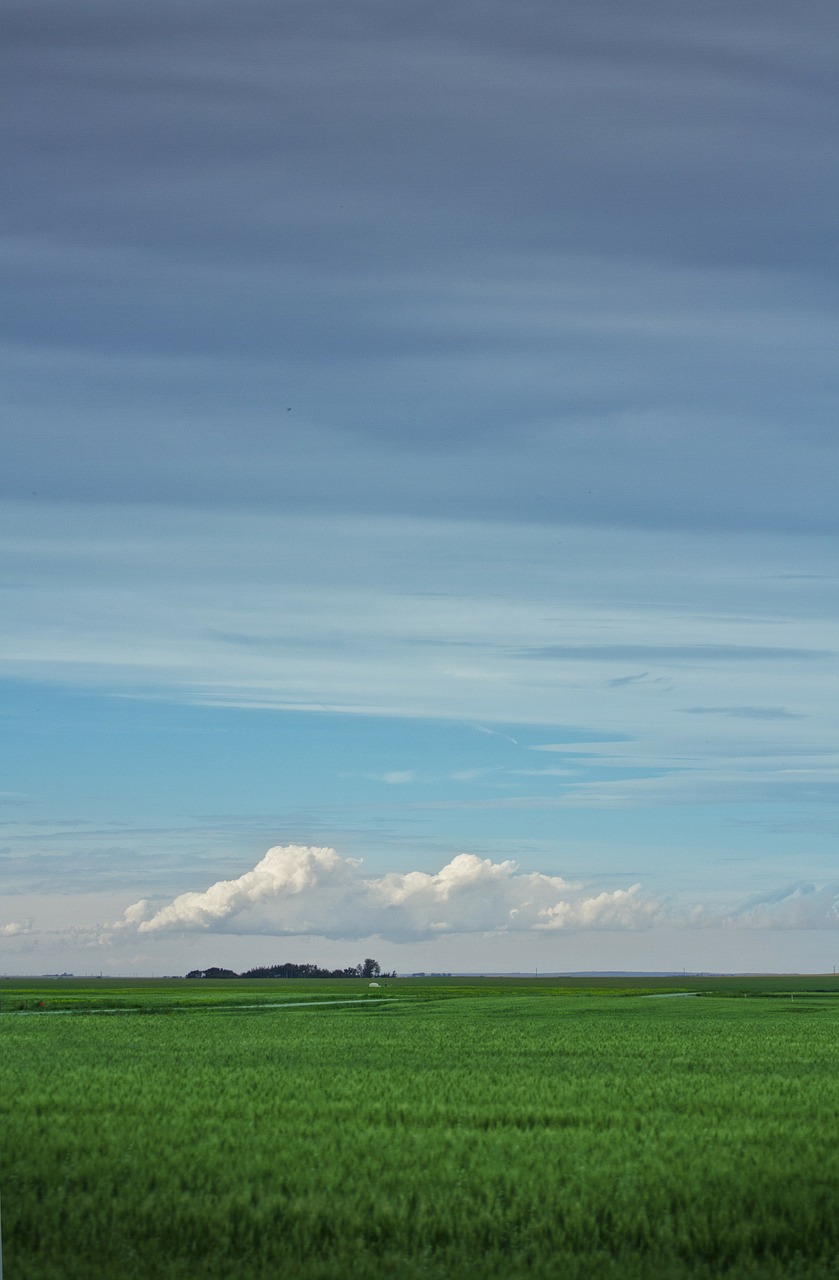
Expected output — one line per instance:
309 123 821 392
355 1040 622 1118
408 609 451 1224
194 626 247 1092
242 962 363 979
186 958 385 980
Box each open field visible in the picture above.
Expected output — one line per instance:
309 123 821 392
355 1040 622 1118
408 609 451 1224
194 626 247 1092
2 976 839 1278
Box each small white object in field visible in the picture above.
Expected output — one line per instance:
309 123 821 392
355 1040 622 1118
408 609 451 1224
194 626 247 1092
368 981 380 988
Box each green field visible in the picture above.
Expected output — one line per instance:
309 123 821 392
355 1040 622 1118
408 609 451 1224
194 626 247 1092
2 975 839 1278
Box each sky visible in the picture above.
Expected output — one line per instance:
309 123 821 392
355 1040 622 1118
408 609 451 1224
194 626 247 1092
2 0 838 975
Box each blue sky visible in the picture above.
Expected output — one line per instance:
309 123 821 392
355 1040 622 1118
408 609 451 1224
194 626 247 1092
2 1 838 974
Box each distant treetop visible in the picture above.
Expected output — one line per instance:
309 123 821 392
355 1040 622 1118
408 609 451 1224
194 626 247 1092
185 959 386 980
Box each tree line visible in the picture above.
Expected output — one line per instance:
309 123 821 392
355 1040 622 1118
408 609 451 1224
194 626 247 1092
185 958 387 980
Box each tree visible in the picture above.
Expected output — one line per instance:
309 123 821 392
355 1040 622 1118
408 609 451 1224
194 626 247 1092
359 958 381 979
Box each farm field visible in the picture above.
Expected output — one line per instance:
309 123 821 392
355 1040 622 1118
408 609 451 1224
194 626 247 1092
2 976 839 1278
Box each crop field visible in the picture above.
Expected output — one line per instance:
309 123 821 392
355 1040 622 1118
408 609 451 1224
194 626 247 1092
2 976 839 1278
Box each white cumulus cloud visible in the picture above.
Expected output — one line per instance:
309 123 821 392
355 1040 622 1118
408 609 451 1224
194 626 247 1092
0 919 33 937
113 845 664 942
727 883 839 930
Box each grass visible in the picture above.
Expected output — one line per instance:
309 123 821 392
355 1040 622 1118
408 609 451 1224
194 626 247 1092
2 977 839 1277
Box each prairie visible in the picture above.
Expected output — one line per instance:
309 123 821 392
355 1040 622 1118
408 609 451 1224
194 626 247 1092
2 976 838 1278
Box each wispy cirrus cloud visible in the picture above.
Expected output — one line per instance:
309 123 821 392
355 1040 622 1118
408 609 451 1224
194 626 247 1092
682 705 804 720
518 644 833 664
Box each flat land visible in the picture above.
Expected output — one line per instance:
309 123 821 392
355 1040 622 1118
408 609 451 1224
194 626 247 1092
2 975 839 1278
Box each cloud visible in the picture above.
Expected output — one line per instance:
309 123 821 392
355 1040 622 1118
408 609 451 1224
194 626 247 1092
519 645 832 665
473 725 518 744
727 883 839 930
3 3 839 533
107 848 839 945
682 706 804 720
0 919 33 936
113 845 664 942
